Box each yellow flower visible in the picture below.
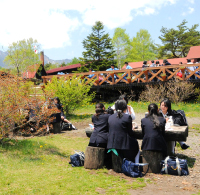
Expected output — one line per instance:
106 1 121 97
40 145 43 148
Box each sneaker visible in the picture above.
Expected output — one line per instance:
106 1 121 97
181 144 190 150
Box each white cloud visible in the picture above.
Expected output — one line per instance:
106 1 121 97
188 7 194 13
182 6 194 16
187 0 194 4
0 0 179 49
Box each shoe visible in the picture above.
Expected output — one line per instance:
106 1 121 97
181 144 190 150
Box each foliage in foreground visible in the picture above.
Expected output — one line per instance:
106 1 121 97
139 79 197 104
44 75 95 115
0 135 147 194
0 77 56 140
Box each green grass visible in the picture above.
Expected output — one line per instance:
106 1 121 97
191 124 200 133
0 135 147 194
69 101 200 121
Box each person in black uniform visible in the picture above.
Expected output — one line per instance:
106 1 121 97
107 100 139 163
141 103 167 157
159 98 189 151
88 103 110 148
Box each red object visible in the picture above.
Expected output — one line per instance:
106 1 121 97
177 72 182 78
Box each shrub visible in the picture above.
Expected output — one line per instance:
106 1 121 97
44 75 95 115
0 76 54 141
139 78 196 104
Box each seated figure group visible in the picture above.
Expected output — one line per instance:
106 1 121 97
88 95 189 166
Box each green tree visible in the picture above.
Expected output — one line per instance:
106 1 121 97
79 21 115 72
112 28 130 68
126 29 156 62
4 38 41 76
44 76 95 114
44 62 58 71
158 20 200 58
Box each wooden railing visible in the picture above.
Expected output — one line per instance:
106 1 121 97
42 64 200 86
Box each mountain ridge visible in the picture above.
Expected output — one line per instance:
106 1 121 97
0 50 71 68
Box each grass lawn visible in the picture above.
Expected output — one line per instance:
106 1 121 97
0 135 147 195
71 101 200 121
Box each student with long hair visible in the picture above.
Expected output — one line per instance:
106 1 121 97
159 98 189 151
141 103 167 156
107 100 139 163
53 97 77 129
88 103 110 148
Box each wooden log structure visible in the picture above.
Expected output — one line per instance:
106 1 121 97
84 146 105 169
142 150 164 173
42 64 200 86
52 122 61 134
86 125 188 141
111 152 123 173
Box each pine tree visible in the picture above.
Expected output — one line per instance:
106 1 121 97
79 21 115 71
158 20 200 58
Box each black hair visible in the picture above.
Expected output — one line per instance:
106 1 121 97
143 61 147 65
163 59 168 63
119 94 128 104
147 103 160 128
179 62 183 64
160 98 172 115
125 62 128 65
115 100 127 118
95 103 105 117
187 59 191 63
89 68 93 71
111 64 115 67
151 60 154 63
156 61 159 64
54 97 60 104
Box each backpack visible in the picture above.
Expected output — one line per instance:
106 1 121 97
69 151 85 167
172 110 188 126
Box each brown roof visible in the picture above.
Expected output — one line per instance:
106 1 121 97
46 63 81 74
186 46 200 59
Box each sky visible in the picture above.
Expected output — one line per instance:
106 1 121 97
0 0 200 61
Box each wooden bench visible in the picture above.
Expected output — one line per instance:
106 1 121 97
85 126 188 173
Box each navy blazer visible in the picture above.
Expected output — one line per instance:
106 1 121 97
89 113 110 145
141 117 167 152
107 113 139 151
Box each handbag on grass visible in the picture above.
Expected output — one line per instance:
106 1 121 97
69 150 85 167
160 156 189 176
121 158 149 178
61 122 73 131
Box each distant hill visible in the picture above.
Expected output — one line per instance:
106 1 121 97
0 50 7 68
0 50 71 68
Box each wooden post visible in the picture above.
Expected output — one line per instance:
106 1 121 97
52 122 61 134
112 152 122 173
166 141 175 156
84 146 105 169
142 150 164 173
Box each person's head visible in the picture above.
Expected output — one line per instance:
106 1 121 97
148 103 158 116
119 94 128 104
187 59 191 63
111 64 115 69
160 98 172 114
124 62 128 66
147 103 160 128
151 60 154 63
54 97 60 104
179 62 183 65
163 59 168 64
95 103 105 117
143 61 147 65
89 68 93 72
115 100 127 118
156 61 159 65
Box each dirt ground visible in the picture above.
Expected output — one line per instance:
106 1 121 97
64 114 200 195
